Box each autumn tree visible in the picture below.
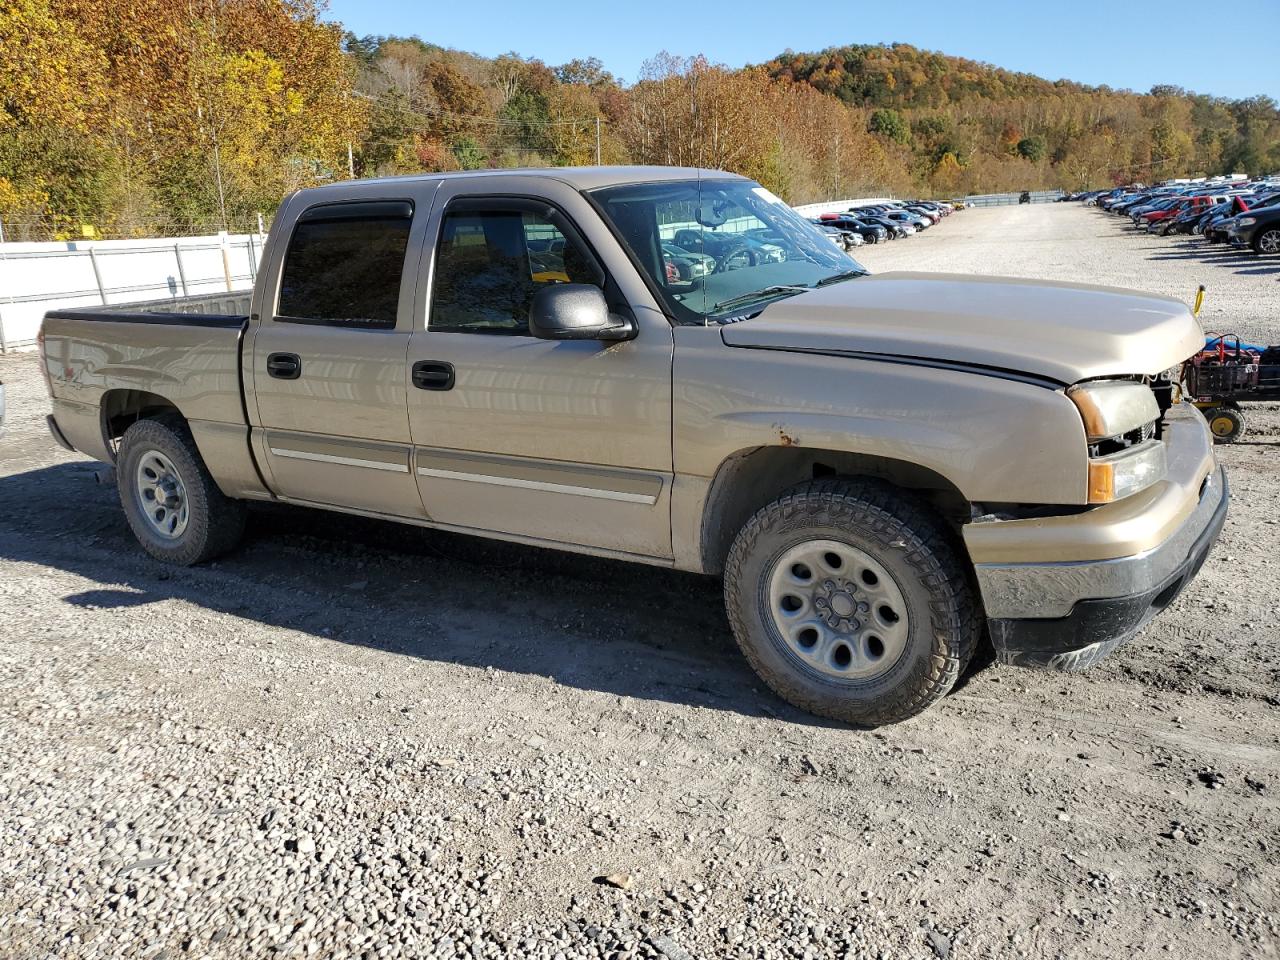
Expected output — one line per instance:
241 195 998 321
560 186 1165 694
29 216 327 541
6 16 1279 235
1 0 364 237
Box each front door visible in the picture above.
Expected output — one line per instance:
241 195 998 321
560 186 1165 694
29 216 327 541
249 189 434 517
405 179 675 559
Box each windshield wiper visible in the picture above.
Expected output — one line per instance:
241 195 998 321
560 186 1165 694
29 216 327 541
711 285 810 314
815 269 869 287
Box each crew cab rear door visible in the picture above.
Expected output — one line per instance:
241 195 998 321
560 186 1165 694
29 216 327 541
247 181 438 516
405 175 675 559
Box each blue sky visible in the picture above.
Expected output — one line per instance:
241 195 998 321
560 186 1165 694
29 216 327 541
323 0 1278 101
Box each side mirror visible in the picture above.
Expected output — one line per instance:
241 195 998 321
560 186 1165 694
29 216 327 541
529 284 635 342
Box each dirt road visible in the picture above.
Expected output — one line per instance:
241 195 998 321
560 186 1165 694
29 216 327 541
1 205 1277 960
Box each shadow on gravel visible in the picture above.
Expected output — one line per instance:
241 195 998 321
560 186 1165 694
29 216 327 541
1144 239 1279 274
0 461 874 727
1147 250 1256 265
63 588 161 609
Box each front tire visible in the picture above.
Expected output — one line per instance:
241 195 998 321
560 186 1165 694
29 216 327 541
117 417 246 565
1254 228 1280 255
723 479 979 726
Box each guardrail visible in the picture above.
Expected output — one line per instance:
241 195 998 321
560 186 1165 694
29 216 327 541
964 191 1065 206
0 233 261 351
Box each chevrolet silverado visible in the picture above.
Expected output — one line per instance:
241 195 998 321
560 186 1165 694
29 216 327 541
36 167 1228 725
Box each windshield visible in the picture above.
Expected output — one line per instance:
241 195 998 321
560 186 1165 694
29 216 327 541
590 178 865 323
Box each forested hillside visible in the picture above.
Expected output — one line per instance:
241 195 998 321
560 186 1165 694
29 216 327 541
765 44 1280 198
2 0 1277 239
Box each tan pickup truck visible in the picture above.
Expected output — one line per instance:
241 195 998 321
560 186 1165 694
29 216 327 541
38 166 1227 725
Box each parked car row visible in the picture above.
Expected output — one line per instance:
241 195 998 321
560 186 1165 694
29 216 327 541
659 227 789 284
656 197 962 285
1080 178 1280 255
807 198 963 251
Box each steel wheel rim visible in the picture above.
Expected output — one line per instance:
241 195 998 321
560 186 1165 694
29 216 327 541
1211 415 1236 437
1259 230 1280 254
134 449 189 540
766 539 910 682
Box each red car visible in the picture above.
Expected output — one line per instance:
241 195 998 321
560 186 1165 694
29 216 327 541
1140 195 1214 225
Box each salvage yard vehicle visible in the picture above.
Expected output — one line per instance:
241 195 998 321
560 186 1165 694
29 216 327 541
1227 201 1280 254
661 242 716 281
1089 179 1280 255
813 215 888 244
37 166 1228 726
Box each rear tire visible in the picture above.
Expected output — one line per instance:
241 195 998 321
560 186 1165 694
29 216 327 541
723 478 979 726
117 416 246 565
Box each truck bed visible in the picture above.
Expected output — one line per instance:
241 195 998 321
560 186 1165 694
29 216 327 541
41 292 253 467
43 291 252 328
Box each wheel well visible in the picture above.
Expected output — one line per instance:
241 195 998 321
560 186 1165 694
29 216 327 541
101 390 184 451
700 447 969 575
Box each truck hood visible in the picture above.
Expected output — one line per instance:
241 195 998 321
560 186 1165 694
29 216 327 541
718 271 1204 384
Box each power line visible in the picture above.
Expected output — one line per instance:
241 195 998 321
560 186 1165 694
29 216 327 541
351 89 603 128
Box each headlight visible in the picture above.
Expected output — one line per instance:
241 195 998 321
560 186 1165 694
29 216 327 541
1066 380 1159 441
1067 380 1165 503
1237 217 1256 226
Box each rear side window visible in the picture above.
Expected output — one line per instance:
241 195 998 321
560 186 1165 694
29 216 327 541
277 201 413 328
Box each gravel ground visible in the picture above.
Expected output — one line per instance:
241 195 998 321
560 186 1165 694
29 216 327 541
857 203 1280 345
1 204 1278 960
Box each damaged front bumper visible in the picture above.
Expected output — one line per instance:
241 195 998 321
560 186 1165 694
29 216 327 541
963 402 1227 670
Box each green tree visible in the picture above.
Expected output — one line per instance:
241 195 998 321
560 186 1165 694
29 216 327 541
1016 136 1047 163
868 108 909 143
451 136 486 169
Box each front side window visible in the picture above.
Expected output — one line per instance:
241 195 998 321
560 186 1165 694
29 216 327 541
277 202 413 328
591 179 864 324
430 205 602 335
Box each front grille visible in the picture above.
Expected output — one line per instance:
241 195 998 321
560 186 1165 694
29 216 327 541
1089 420 1157 458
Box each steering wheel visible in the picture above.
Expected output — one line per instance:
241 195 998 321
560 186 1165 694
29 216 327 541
717 243 758 272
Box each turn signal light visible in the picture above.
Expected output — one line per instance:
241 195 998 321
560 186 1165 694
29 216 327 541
1087 441 1167 504
1087 460 1117 504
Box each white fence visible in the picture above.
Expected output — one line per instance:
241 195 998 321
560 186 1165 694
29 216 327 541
793 198 896 218
0 233 263 351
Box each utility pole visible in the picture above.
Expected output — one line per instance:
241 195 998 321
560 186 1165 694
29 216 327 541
211 136 228 234
347 142 355 178
595 117 602 166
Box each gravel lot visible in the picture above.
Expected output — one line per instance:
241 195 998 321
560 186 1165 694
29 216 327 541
857 203 1280 345
1 204 1277 960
